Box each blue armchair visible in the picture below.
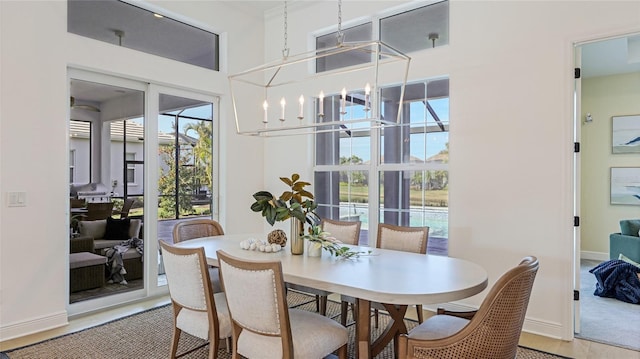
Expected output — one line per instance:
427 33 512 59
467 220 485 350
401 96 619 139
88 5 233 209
610 219 640 263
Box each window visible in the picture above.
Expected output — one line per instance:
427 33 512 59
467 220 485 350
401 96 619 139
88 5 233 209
379 1 449 53
312 2 450 245
314 1 449 73
316 22 373 72
69 119 91 185
69 150 76 183
67 0 220 70
314 78 449 245
126 152 136 184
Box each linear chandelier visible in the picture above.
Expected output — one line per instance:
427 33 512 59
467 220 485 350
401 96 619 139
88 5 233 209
228 0 410 137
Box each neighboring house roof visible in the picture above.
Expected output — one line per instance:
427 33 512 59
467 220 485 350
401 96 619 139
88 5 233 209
425 152 448 163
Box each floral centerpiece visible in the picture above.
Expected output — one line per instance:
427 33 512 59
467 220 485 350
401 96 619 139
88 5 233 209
302 225 372 259
250 173 319 254
250 173 319 227
250 173 369 259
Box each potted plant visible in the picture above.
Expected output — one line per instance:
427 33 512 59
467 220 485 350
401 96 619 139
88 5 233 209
250 173 319 254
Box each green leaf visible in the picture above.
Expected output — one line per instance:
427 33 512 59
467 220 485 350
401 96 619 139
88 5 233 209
250 202 264 212
280 176 293 186
298 189 314 199
264 206 276 226
280 191 293 201
291 173 300 182
253 191 274 201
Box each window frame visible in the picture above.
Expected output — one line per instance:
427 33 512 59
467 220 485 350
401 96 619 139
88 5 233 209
313 78 449 246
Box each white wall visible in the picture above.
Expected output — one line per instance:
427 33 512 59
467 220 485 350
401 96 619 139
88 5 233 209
0 0 265 340
261 0 640 340
581 72 640 258
2 0 640 343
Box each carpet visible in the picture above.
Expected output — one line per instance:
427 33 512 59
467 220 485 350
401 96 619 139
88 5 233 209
3 291 569 359
576 259 640 351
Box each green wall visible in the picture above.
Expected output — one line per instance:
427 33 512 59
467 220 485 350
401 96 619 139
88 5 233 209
581 72 640 258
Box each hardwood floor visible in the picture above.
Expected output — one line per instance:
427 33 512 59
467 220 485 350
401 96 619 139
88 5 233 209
2 295 638 358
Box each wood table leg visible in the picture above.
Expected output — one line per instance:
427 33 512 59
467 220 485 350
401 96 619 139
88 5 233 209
371 304 408 358
355 298 371 359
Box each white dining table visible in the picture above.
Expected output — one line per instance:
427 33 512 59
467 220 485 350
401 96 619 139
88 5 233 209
175 233 488 359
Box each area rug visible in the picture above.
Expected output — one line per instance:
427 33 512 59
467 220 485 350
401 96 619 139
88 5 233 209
3 292 569 359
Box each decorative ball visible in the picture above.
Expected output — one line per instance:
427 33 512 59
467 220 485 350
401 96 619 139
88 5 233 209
268 229 288 246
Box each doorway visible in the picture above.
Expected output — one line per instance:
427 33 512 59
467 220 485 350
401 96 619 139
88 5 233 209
574 32 640 350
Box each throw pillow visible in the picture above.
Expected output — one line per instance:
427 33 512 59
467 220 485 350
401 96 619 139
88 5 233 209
619 253 640 270
104 217 131 241
78 219 107 239
620 219 640 236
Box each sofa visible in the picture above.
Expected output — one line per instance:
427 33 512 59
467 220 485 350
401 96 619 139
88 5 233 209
610 219 640 263
78 217 144 280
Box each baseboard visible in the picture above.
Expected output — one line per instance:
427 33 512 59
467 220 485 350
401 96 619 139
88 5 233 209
522 317 565 339
424 304 565 340
0 310 68 342
581 251 609 261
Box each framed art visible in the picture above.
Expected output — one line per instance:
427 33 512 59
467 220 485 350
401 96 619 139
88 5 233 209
610 167 640 205
612 115 640 154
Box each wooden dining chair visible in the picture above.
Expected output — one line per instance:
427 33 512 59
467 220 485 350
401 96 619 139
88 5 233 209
84 202 114 221
287 218 361 316
172 218 225 242
113 198 135 218
340 223 429 327
70 198 86 208
398 256 539 359
216 250 348 359
159 241 232 359
172 218 225 293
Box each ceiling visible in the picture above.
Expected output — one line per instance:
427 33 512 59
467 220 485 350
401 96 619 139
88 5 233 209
581 35 640 78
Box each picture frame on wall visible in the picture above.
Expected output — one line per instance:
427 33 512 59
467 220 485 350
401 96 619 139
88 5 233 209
612 115 640 154
610 167 640 206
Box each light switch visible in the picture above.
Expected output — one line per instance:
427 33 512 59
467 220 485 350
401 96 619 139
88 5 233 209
7 191 27 207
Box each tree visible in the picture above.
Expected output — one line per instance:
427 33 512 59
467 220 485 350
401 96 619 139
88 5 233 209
339 155 367 185
183 121 213 195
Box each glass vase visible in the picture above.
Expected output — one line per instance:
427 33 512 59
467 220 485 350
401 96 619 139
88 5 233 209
307 240 322 257
290 218 304 255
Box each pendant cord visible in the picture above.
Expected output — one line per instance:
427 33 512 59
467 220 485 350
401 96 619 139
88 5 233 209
282 0 289 58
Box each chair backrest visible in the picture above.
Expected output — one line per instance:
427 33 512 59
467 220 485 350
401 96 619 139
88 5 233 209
376 223 429 254
217 250 294 357
321 218 361 245
159 241 220 335
429 256 539 359
172 219 225 243
70 198 86 208
85 202 114 221
118 198 136 218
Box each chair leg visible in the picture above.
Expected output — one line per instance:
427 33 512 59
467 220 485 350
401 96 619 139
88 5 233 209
209 331 219 359
416 304 424 324
170 327 181 359
374 308 379 329
340 301 349 325
337 343 348 359
319 295 328 316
